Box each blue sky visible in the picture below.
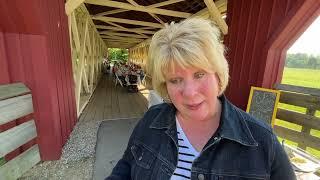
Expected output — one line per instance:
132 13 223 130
288 16 320 56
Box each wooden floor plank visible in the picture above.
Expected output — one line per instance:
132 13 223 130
78 74 150 122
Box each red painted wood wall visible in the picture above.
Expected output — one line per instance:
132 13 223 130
0 0 77 160
224 0 320 110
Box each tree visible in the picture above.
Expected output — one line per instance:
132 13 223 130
307 55 317 69
285 53 320 69
108 48 128 63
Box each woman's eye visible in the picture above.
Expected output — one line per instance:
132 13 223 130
169 78 181 84
195 72 205 79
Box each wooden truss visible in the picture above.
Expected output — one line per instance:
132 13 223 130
67 4 107 116
65 0 228 49
64 0 227 113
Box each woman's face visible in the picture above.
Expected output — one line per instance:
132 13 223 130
165 65 220 122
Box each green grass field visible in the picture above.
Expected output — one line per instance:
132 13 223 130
277 67 320 158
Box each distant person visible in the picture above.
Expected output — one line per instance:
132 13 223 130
106 18 296 180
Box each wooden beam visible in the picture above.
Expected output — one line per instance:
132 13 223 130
132 38 151 49
104 41 140 46
215 0 227 13
92 16 163 28
94 0 185 17
75 18 89 114
107 43 135 46
106 43 138 47
149 13 164 25
82 25 92 94
89 30 96 92
131 27 158 30
96 25 156 35
65 0 85 15
105 42 140 46
71 13 81 55
275 84 320 97
95 9 128 16
0 120 37 157
102 36 143 41
109 45 131 49
0 83 30 101
203 0 228 35
106 42 137 45
100 31 148 39
85 0 191 18
99 21 149 38
127 0 164 24
0 94 33 126
101 35 143 42
192 0 227 18
0 145 40 180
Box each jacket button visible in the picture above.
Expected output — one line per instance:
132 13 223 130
138 156 142 161
198 173 205 180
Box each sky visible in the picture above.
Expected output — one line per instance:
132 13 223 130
287 16 320 56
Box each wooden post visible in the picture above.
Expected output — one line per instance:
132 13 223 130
298 108 316 150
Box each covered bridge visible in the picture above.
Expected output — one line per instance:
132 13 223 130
0 0 319 178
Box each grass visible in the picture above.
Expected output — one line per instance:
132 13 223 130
0 157 5 166
276 67 320 158
281 68 320 89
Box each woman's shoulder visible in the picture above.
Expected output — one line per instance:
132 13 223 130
139 103 174 125
146 102 172 114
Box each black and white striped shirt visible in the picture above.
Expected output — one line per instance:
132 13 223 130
171 117 200 180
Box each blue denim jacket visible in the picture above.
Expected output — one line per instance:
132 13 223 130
106 95 296 180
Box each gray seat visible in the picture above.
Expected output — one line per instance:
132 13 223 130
93 118 139 180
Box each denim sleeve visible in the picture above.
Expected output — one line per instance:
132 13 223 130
270 134 297 180
105 146 133 180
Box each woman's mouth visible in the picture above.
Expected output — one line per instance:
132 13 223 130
186 102 203 110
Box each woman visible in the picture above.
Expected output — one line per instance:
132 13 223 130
106 18 296 180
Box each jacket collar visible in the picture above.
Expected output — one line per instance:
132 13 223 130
218 95 258 146
149 95 258 147
149 103 176 130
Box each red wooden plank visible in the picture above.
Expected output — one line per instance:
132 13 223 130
1 0 77 160
17 114 37 156
236 0 254 110
251 0 274 86
0 0 44 34
260 0 320 87
21 34 63 160
224 0 242 101
55 0 73 140
0 31 10 84
4 33 26 83
46 0 68 144
58 0 78 131
225 0 319 109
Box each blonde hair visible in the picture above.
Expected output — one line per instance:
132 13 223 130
147 18 229 99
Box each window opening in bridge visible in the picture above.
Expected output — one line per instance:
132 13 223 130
278 16 320 160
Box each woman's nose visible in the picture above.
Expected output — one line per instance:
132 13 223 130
181 80 198 97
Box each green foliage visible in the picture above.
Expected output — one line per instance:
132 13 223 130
108 48 128 63
285 53 320 69
277 67 320 158
0 157 5 166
